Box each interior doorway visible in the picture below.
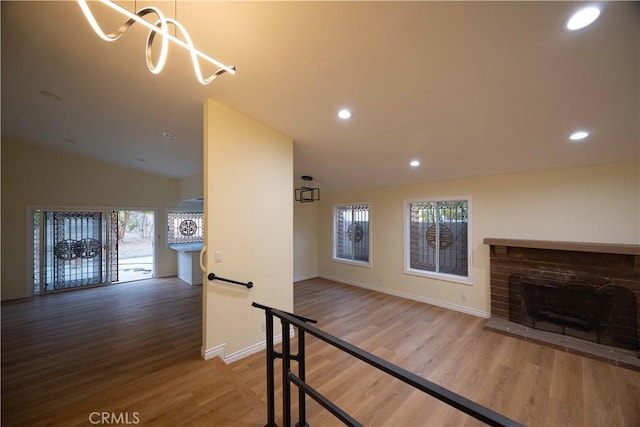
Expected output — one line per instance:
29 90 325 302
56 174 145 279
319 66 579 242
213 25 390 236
116 210 154 283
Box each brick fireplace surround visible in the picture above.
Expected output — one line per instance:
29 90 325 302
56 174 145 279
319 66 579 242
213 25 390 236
484 238 640 370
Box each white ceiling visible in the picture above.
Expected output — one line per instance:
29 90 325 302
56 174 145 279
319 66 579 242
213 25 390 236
2 1 638 193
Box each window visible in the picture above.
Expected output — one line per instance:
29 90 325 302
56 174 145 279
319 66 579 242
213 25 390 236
333 204 370 265
167 211 204 244
405 198 470 282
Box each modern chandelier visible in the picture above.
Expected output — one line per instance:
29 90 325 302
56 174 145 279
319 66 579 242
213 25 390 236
77 0 236 85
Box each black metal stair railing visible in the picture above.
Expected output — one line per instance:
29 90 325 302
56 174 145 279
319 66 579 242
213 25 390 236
252 302 317 427
252 302 524 427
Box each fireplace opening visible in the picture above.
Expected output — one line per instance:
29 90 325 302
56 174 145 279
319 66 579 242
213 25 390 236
509 275 638 351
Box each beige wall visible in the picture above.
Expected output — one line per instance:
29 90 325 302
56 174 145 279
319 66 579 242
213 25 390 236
202 99 293 361
318 162 640 317
1 139 181 300
180 172 203 201
294 201 318 281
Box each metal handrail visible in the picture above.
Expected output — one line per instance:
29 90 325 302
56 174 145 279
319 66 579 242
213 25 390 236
207 273 253 288
252 302 318 427
253 302 524 427
252 302 317 324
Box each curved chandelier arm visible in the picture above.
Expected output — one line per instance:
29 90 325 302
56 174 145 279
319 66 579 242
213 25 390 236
77 0 125 42
161 18 232 84
139 9 169 74
77 0 235 84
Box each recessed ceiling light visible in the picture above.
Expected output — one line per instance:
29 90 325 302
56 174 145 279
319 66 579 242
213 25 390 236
338 109 352 120
40 90 61 101
569 130 589 141
565 6 601 31
410 160 421 167
162 131 176 139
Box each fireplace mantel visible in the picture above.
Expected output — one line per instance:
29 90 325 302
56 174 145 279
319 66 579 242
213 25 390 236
483 238 640 256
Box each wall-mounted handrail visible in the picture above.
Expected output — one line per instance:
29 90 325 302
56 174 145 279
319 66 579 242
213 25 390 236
207 273 253 288
253 302 524 427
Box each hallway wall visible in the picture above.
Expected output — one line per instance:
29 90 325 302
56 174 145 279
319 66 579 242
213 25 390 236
294 200 318 282
202 99 293 361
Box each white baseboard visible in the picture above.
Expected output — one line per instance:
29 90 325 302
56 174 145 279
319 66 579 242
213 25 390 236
201 343 225 361
201 327 296 364
319 274 490 319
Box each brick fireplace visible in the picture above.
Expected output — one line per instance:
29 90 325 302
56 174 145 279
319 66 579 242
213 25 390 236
484 238 640 369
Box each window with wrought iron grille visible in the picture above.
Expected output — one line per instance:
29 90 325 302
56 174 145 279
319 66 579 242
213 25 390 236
405 198 470 282
333 204 370 265
167 212 204 244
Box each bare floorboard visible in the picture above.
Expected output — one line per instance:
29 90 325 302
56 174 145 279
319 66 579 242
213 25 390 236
2 276 639 426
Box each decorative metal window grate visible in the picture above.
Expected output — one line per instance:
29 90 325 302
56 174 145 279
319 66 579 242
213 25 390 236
167 212 204 244
334 204 370 263
408 200 468 277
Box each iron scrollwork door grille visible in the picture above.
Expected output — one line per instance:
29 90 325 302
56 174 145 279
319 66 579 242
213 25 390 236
33 210 43 294
43 211 107 292
109 211 119 283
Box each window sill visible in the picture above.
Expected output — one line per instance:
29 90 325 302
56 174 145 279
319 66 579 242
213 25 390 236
332 258 371 268
404 268 472 286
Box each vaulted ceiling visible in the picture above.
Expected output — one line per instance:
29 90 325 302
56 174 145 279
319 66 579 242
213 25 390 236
2 1 638 192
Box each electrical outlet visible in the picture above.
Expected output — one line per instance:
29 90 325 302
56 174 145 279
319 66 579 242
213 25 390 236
461 293 467 302
215 251 223 263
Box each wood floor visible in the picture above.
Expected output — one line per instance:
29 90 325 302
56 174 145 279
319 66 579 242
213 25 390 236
2 277 639 426
236 279 640 427
1 278 264 426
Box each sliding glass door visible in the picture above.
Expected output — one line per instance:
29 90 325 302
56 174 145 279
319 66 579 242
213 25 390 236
33 210 119 293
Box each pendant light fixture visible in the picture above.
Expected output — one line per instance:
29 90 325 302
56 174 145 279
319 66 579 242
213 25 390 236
77 0 236 85
295 176 320 203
